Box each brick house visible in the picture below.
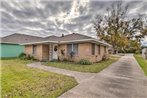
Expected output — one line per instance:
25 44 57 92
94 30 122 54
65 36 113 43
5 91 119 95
22 33 111 62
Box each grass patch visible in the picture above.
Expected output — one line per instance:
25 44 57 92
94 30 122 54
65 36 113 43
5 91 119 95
44 56 119 73
134 54 147 76
0 57 18 60
1 59 78 98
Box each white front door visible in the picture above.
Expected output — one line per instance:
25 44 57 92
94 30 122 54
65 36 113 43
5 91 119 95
52 44 58 60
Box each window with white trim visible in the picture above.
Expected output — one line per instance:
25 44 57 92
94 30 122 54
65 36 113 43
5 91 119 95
67 44 78 55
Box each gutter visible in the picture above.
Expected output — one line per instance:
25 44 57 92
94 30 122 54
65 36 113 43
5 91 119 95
20 39 111 47
0 42 20 45
20 40 58 45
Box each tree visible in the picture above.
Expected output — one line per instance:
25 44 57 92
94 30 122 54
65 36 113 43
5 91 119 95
122 40 140 53
93 1 146 53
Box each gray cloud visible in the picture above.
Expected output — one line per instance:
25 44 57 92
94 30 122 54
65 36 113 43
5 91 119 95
1 0 147 40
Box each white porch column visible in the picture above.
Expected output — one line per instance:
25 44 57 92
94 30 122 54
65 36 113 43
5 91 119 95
49 44 53 61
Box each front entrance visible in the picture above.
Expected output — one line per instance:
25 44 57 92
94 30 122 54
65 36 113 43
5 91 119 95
52 44 58 60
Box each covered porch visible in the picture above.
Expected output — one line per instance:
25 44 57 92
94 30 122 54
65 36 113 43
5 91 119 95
24 42 58 61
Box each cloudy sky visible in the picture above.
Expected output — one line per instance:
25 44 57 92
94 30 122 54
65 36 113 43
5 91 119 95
1 0 147 44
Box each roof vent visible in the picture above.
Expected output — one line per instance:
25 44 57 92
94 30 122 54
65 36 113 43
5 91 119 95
62 34 64 37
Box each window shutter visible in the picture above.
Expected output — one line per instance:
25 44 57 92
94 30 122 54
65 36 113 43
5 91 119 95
92 44 95 55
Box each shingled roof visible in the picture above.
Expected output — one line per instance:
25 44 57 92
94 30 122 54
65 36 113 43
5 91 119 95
1 33 93 44
58 33 93 41
1 33 44 44
1 33 111 46
42 33 93 41
43 35 60 41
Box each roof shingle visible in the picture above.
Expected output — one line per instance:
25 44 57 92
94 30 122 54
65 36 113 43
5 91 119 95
1 33 110 46
1 33 44 44
43 33 93 41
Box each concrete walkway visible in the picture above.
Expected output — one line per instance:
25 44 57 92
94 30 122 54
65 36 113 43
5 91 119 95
27 54 147 98
27 62 96 83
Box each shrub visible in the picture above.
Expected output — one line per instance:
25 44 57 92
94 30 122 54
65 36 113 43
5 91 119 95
70 51 75 58
18 53 26 58
135 50 140 54
20 56 27 60
102 54 107 61
50 59 58 62
26 55 35 60
18 53 27 60
18 53 34 60
78 59 92 65
63 58 68 62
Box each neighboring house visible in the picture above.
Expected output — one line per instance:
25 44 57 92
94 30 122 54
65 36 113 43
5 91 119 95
22 33 111 62
0 43 24 58
142 45 147 59
0 33 44 58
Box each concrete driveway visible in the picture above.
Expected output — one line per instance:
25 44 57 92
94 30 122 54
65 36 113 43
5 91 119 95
27 54 147 98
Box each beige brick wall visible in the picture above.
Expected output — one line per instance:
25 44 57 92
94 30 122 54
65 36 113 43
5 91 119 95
25 45 32 55
36 44 43 60
25 44 50 61
58 43 109 63
58 44 67 56
25 43 109 62
75 43 92 61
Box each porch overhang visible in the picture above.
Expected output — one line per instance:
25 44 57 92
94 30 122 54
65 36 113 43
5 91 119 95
21 39 111 47
59 39 111 47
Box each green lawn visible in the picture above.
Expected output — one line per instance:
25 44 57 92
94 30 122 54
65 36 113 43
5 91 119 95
134 54 147 76
44 56 119 73
1 59 78 98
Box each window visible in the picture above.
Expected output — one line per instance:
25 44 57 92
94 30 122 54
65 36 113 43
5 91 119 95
67 44 72 55
32 45 37 55
67 44 78 55
98 45 100 55
104 46 107 53
91 43 95 55
73 44 78 54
